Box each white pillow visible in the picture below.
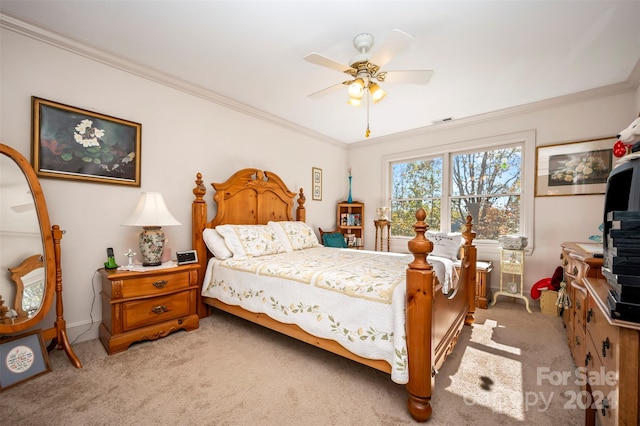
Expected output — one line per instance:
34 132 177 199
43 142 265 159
202 228 233 259
426 231 462 260
216 224 285 260
268 221 320 252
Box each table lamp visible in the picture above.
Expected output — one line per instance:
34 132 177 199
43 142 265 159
122 192 181 266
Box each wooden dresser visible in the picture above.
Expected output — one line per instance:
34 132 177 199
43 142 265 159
561 242 640 426
560 243 604 365
99 263 200 354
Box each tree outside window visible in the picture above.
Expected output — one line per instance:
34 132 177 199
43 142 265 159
390 145 522 240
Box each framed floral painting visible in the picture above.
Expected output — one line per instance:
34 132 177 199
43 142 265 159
31 97 141 186
535 137 615 197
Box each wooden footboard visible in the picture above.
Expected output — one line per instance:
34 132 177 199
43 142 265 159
191 171 476 423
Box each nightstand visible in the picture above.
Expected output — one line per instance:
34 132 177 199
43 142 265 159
99 263 200 354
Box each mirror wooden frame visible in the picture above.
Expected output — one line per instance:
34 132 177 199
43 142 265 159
0 143 81 368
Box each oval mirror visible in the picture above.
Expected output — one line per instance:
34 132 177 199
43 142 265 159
0 144 56 333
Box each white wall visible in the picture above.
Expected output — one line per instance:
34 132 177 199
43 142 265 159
348 90 638 294
0 28 346 341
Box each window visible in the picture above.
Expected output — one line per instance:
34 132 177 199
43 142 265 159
388 133 530 244
450 146 522 240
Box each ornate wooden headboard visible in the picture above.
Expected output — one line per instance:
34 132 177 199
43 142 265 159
191 168 306 316
210 168 303 227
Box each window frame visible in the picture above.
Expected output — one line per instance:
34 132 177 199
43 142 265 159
381 130 535 255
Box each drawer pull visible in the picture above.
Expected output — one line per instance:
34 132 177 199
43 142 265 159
153 280 168 289
586 308 594 323
601 397 609 416
584 352 591 367
572 266 578 276
151 305 168 314
575 336 580 346
602 337 610 357
575 300 581 309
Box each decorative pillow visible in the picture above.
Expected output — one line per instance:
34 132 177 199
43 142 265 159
426 231 463 260
215 224 285 260
202 228 233 260
322 232 348 248
268 221 320 252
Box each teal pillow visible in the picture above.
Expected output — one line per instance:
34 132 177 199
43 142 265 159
322 233 347 248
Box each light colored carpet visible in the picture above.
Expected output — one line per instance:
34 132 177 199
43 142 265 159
1 300 582 425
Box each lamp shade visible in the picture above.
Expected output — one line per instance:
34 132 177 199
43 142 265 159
122 192 181 227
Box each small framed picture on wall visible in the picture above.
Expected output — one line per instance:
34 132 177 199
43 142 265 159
312 167 322 201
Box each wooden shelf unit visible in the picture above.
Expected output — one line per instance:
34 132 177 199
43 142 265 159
337 201 364 249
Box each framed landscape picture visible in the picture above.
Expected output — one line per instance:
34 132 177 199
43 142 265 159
32 97 142 186
535 137 615 197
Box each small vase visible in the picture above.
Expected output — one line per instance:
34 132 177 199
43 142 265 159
347 176 353 204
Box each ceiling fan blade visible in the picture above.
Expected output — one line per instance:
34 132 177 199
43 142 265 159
382 70 434 84
369 29 414 68
308 82 348 98
304 53 354 74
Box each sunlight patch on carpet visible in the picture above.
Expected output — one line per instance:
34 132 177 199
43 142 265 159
445 340 525 421
471 319 521 355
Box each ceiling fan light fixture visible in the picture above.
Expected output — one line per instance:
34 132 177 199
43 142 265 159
347 78 365 99
369 82 386 103
347 97 362 107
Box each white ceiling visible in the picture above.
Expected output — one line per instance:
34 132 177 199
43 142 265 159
2 1 639 145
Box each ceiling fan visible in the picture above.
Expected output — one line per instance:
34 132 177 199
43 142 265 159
303 29 433 137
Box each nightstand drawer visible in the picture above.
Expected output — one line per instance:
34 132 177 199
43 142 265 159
121 270 191 298
122 291 191 331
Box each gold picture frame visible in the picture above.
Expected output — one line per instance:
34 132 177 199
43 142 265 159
32 97 142 186
535 137 615 197
312 167 322 201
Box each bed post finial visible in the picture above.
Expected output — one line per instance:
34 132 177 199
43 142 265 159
461 215 476 246
193 172 206 202
407 208 432 270
296 188 306 222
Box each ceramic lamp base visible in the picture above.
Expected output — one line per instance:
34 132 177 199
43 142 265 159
139 226 165 266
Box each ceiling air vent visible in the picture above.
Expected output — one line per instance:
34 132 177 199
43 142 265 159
431 117 454 125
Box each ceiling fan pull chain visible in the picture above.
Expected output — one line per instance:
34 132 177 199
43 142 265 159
365 90 371 138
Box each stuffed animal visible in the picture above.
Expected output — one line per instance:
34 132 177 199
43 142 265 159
614 116 640 157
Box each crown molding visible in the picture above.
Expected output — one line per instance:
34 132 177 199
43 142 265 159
351 80 637 149
0 13 345 148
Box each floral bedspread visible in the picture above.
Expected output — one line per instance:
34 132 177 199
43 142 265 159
201 247 456 384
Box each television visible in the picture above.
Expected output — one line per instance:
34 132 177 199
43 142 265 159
602 157 640 255
602 156 640 322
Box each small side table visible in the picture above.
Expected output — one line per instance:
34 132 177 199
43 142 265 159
99 263 200 354
374 219 391 252
491 248 531 313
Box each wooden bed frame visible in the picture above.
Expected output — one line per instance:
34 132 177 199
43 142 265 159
191 168 477 422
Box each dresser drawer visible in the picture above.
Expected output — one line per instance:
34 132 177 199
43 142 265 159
585 336 618 426
574 289 587 334
121 270 191 298
586 296 619 373
122 291 191 331
566 253 590 279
